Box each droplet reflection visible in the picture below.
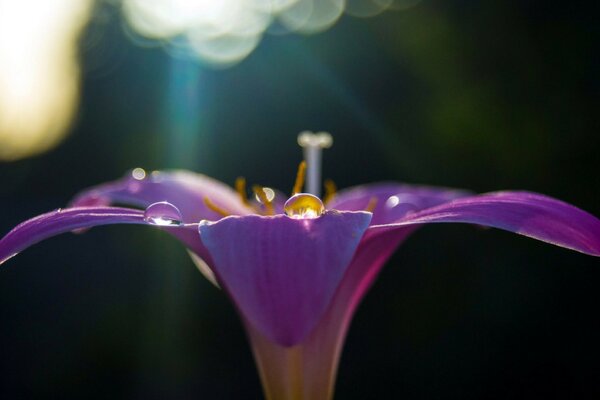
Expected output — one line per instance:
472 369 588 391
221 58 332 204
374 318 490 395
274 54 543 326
131 167 146 180
144 202 183 226
255 187 276 203
284 193 324 219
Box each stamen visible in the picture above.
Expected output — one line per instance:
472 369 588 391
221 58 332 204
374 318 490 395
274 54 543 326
365 196 378 213
297 131 333 197
292 161 307 195
253 185 275 215
235 177 250 206
323 179 337 204
203 196 230 217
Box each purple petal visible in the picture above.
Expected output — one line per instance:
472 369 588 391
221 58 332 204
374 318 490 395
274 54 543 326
0 206 210 267
371 191 600 256
199 211 372 346
70 170 254 223
328 183 470 225
0 207 145 264
242 227 417 399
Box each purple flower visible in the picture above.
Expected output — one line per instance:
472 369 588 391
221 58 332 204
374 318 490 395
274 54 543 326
1 136 599 399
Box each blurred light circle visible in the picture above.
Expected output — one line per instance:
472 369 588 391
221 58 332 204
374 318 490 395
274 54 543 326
187 31 262 66
121 0 417 66
122 0 190 39
123 0 271 39
374 0 422 10
277 0 313 33
279 0 345 34
252 0 301 13
0 0 92 161
345 0 392 18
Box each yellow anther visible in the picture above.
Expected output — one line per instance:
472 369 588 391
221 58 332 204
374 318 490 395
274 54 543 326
203 196 230 217
253 185 275 215
323 179 337 204
235 177 250 207
365 196 378 213
292 160 307 195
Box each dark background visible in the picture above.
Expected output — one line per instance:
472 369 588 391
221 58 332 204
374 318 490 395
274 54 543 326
1 0 599 398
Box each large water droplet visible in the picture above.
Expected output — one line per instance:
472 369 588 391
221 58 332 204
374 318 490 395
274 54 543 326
284 193 324 219
144 202 183 226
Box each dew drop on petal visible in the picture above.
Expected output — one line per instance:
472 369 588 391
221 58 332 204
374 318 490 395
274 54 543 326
131 167 146 180
144 202 183 226
385 195 400 208
284 193 324 219
150 170 164 182
254 187 275 203
198 219 212 227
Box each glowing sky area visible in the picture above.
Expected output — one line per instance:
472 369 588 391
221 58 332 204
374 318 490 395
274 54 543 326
122 0 417 66
0 0 92 161
0 0 418 161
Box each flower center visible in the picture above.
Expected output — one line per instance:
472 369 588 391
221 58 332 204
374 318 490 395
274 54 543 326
212 131 334 218
284 193 325 219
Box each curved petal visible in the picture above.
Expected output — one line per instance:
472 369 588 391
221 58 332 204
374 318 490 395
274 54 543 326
0 206 209 266
70 170 254 223
244 226 416 400
328 182 470 225
199 211 372 346
370 191 600 256
0 207 145 264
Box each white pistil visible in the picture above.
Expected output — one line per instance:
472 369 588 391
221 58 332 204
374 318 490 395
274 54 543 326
297 131 333 197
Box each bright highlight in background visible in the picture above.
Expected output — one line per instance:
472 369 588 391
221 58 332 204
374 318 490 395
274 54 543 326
0 0 92 161
122 0 420 66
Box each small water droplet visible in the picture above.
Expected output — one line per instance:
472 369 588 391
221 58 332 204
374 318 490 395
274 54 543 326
131 167 146 180
144 202 183 226
385 195 400 208
284 193 324 219
254 187 275 203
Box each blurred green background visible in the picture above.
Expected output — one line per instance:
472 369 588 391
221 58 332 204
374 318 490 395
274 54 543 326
1 0 599 398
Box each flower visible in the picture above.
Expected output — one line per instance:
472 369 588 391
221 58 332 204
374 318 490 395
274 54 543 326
1 140 599 399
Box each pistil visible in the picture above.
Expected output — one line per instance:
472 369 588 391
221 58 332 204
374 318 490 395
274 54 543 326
297 131 333 198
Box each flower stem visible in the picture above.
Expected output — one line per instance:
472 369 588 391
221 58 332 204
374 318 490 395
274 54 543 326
246 323 339 400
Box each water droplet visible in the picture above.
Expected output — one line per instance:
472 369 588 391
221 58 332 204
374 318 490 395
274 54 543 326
284 193 325 219
385 195 401 208
254 187 275 203
131 167 146 180
144 202 183 226
150 170 164 182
